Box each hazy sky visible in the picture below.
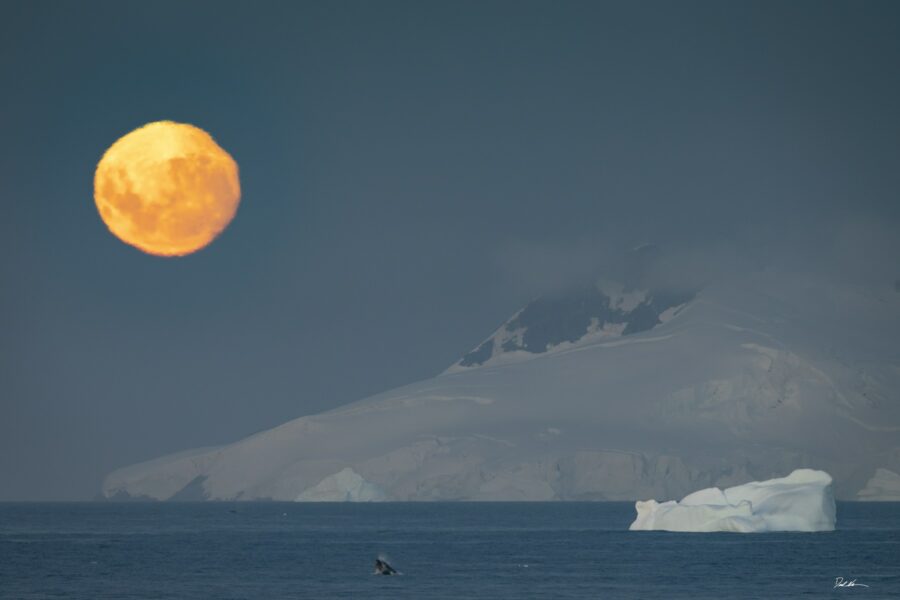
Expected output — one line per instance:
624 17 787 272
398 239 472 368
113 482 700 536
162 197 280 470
2 1 899 500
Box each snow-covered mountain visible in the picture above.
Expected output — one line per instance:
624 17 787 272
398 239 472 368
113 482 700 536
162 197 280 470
101 269 900 502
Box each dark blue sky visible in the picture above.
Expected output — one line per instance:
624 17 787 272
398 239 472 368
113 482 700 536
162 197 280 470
2 1 899 499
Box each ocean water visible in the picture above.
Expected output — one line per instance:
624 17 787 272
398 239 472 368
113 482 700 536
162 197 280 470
1 502 898 599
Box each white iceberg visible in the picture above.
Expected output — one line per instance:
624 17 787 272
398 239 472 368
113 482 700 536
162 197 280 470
295 468 387 502
857 468 900 501
629 469 836 532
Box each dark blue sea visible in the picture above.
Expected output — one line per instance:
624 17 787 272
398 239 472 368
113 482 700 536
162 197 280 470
1 502 898 599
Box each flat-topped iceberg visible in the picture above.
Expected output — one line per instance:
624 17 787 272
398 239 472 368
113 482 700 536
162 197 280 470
629 469 835 532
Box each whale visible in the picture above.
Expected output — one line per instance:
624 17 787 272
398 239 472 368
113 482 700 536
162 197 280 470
374 558 398 575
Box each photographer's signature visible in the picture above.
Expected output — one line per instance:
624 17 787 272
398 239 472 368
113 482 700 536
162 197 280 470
834 577 869 589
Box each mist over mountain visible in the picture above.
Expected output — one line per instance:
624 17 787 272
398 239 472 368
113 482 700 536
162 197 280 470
451 245 689 371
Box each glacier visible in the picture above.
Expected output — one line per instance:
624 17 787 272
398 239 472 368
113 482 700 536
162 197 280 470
628 469 836 532
100 269 900 502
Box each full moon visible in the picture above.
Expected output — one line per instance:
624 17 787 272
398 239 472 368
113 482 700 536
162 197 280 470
94 121 241 256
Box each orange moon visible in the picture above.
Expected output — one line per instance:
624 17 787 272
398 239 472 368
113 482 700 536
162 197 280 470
94 121 241 256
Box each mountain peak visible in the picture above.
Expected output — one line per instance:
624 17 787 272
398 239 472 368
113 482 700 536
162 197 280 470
447 280 694 373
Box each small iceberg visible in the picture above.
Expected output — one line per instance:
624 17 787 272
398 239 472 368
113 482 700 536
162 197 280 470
295 468 387 502
629 469 835 532
857 468 900 501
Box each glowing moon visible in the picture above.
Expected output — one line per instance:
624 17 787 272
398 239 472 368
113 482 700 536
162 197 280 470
94 121 241 256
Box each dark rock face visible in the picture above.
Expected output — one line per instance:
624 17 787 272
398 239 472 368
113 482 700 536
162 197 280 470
458 284 694 368
460 338 494 367
516 286 615 354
